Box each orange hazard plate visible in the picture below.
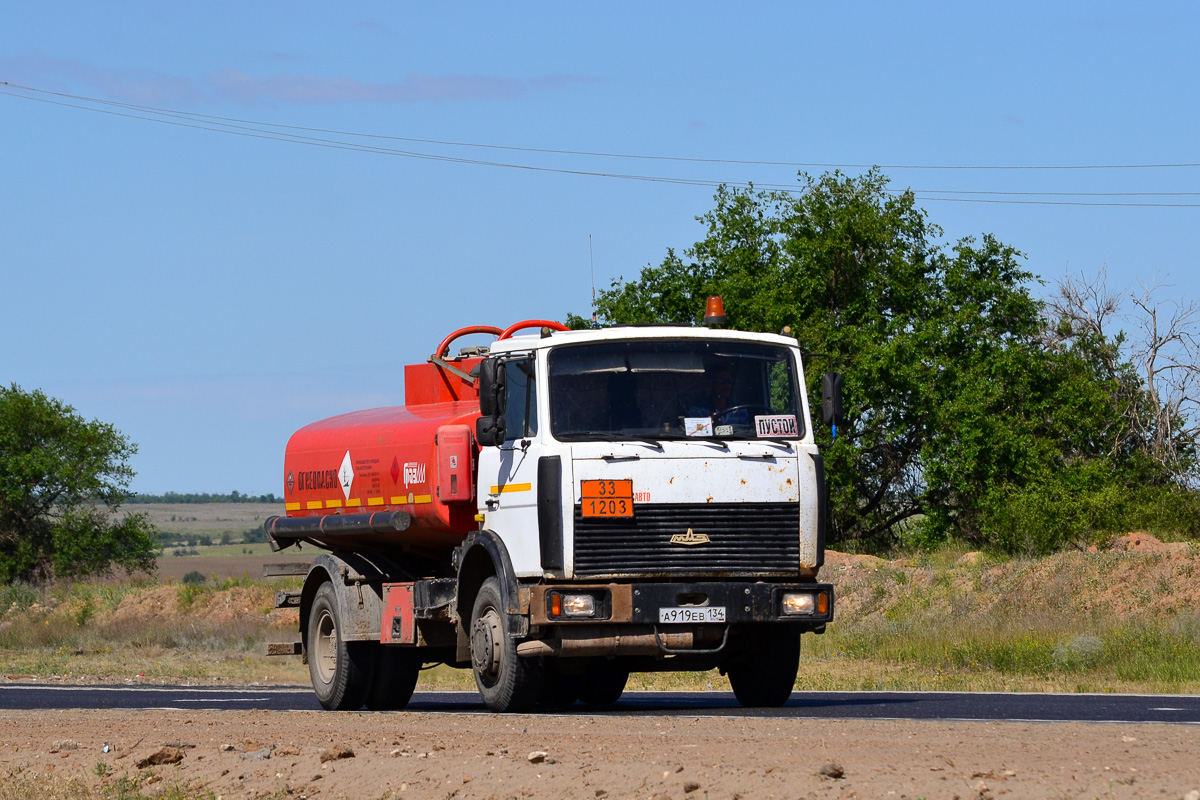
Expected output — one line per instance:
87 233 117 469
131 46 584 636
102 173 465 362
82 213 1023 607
580 479 634 518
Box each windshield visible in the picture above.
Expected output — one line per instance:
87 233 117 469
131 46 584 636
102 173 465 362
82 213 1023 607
549 339 804 441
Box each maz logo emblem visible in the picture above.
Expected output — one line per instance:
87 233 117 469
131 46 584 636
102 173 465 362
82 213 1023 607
670 528 710 546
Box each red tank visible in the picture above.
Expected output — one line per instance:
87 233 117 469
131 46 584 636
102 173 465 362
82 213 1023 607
272 321 568 557
277 326 497 557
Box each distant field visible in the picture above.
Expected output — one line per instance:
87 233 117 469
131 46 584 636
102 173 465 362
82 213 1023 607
133 502 282 537
155 545 311 582
129 503 304 581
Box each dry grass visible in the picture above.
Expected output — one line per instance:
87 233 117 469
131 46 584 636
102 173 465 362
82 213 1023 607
0 772 92 800
0 769 212 800
0 579 307 685
811 538 1200 693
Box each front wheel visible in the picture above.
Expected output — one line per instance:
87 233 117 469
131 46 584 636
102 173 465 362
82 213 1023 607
469 577 542 712
726 627 800 708
578 667 628 706
307 582 374 710
538 662 582 708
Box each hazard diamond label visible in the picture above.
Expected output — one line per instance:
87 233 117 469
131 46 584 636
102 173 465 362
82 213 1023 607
339 451 354 499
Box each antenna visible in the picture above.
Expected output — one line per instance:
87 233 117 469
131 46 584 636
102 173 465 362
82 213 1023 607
589 235 597 327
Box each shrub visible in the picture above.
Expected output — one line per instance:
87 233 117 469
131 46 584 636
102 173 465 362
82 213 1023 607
980 467 1200 555
0 581 40 612
1052 633 1105 671
182 571 207 586
241 526 266 544
74 596 96 627
176 582 206 610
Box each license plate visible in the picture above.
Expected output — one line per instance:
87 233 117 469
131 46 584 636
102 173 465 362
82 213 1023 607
658 606 726 624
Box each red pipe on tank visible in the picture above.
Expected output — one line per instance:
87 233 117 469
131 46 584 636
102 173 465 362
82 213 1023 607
497 320 570 340
433 326 504 359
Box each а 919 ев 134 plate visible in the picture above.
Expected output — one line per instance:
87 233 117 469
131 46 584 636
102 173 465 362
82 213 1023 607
658 606 727 623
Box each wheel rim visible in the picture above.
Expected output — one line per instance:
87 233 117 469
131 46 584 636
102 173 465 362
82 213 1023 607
470 606 504 685
314 608 338 684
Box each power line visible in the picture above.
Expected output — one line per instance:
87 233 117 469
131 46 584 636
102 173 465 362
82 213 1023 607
7 81 1199 173
912 189 1200 198
3 80 1199 208
0 86 740 189
913 196 1200 209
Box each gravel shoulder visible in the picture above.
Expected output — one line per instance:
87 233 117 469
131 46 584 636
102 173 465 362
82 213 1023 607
3 707 1198 800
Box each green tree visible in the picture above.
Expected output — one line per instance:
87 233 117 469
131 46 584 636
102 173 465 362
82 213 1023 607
586 171 1195 550
967 272 1200 553
0 384 157 582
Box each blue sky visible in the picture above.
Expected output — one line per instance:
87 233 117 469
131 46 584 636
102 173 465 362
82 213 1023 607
3 3 1198 495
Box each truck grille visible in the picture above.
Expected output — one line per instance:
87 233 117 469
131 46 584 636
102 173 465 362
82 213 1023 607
572 502 800 577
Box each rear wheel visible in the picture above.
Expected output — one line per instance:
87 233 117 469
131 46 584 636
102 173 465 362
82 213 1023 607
469 577 542 712
365 646 422 711
307 582 373 710
726 627 799 708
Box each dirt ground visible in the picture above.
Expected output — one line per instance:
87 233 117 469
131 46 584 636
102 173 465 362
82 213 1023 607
7 534 1200 797
2 707 1198 800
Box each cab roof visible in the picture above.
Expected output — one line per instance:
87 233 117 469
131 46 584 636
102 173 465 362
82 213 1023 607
486 325 801 356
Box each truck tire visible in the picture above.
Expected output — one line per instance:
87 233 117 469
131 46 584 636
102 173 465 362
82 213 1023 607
365 646 421 711
307 582 373 711
727 627 800 708
578 667 628 706
538 663 582 708
469 577 541 712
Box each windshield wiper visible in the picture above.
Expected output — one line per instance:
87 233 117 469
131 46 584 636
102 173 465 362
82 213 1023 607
559 432 614 441
561 432 665 450
614 434 666 450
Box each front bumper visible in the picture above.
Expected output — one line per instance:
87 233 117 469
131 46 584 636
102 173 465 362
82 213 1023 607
530 580 834 629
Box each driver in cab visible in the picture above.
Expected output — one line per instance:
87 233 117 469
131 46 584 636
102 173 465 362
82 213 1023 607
687 363 750 429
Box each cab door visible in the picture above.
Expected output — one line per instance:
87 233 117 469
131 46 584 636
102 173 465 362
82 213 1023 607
476 355 550 577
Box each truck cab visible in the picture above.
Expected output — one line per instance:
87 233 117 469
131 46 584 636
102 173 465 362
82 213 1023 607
466 323 832 709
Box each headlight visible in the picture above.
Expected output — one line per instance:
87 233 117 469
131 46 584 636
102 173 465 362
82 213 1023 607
548 592 598 618
561 594 596 617
782 592 816 615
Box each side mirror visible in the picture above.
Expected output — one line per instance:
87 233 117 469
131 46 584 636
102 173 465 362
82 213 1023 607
478 359 506 417
822 372 844 427
476 414 507 447
477 359 507 446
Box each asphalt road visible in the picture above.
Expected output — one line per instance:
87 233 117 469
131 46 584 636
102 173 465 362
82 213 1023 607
2 684 1198 723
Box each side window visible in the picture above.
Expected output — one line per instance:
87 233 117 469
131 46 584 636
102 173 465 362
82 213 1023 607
503 358 537 441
